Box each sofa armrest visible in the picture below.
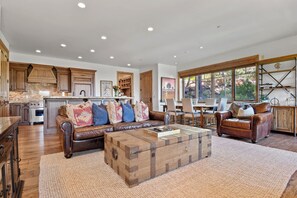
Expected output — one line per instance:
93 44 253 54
215 111 232 135
56 115 74 158
252 112 273 125
149 111 170 125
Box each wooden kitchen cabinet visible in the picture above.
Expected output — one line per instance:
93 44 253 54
9 103 30 125
9 63 28 92
272 106 297 136
55 67 71 92
70 68 96 96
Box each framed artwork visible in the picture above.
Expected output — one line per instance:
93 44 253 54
100 80 113 97
161 77 176 102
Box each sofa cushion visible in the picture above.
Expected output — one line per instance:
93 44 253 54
121 103 135 122
106 101 123 124
74 125 113 140
113 122 143 131
222 119 251 130
66 101 93 127
92 104 109 126
139 120 164 128
134 101 149 122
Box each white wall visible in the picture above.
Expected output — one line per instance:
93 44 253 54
158 63 178 111
10 52 140 102
181 35 297 71
139 64 177 111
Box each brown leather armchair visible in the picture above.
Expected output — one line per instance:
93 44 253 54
215 103 273 143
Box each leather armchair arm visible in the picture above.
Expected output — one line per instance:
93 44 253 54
215 111 232 135
252 112 273 125
149 111 170 125
56 115 74 158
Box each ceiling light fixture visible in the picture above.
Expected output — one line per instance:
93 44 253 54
78 56 82 59
147 27 154 32
173 55 177 58
77 2 86 8
101 36 107 40
110 56 114 59
200 46 204 49
60 44 67 48
35 49 41 53
127 64 131 67
90 49 95 53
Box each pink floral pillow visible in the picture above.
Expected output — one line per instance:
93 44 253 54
134 101 149 122
106 101 123 124
66 101 93 127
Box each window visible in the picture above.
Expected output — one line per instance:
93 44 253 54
197 73 212 101
235 66 256 101
213 70 232 101
183 76 196 98
182 66 257 102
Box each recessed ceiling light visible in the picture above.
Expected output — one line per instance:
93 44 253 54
78 56 82 59
60 43 67 48
110 56 114 59
147 27 154 32
77 2 86 8
35 49 41 53
101 36 107 40
200 46 204 49
90 49 95 53
173 55 177 58
217 25 221 28
127 64 131 67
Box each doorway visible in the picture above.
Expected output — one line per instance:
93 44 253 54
117 71 134 98
140 70 153 111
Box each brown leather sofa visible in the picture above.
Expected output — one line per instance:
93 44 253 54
56 106 170 158
215 103 273 143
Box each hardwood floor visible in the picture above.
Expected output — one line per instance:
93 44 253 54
18 125 61 198
18 125 297 197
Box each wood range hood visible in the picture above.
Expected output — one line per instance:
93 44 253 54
28 64 57 84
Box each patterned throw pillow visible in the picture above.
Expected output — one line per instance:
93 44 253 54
66 101 93 127
134 101 149 122
106 101 123 124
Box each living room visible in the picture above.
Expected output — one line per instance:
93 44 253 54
1 0 297 197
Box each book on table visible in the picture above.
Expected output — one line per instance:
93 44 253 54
145 126 181 138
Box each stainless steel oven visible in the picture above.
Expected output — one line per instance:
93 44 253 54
29 101 44 125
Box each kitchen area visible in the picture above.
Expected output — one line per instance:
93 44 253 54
6 61 98 127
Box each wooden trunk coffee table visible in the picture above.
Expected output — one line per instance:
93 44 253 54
104 124 212 187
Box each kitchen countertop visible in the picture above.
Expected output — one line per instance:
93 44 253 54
0 116 21 136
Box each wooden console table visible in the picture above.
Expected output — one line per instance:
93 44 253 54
271 106 297 136
0 116 24 197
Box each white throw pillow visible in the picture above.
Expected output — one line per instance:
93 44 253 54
237 106 254 118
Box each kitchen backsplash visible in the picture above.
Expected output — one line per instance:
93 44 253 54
9 83 64 102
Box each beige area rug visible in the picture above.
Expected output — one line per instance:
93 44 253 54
39 136 297 198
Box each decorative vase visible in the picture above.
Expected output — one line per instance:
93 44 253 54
114 90 118 97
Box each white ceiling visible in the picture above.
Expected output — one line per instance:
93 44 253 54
1 0 297 68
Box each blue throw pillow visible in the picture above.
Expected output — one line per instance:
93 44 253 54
121 103 135 122
92 103 109 126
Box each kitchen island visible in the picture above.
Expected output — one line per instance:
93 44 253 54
43 96 133 133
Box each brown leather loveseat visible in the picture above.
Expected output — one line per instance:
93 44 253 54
215 103 273 143
56 106 169 158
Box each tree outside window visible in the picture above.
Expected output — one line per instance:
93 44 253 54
235 66 256 101
183 76 196 98
214 70 232 101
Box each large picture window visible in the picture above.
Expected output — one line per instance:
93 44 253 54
182 66 256 102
